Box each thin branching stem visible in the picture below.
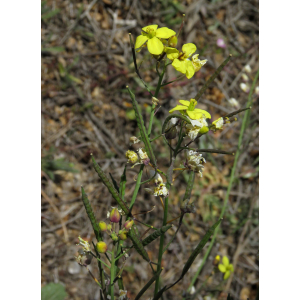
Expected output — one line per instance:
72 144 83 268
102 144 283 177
187 69 259 291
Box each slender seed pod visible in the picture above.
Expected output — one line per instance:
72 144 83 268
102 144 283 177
142 225 172 247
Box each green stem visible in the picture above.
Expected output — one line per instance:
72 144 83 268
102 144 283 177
129 165 144 211
187 69 259 291
154 195 169 295
110 241 117 300
148 60 166 136
96 257 111 269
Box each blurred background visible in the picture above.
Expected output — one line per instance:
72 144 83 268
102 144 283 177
41 0 259 299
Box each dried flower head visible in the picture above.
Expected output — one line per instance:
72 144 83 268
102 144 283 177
184 150 206 176
77 236 91 253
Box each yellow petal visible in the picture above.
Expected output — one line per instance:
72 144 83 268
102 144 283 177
142 24 158 32
228 264 234 272
224 271 231 280
218 264 226 273
194 109 211 119
147 37 164 55
182 43 197 58
178 100 190 106
222 256 229 267
135 35 148 49
172 59 186 74
166 47 179 60
169 105 189 113
185 60 195 79
155 27 176 39
187 110 202 120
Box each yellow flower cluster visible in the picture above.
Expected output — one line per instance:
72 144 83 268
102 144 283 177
135 25 207 79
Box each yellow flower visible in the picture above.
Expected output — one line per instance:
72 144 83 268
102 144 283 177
135 25 176 55
169 98 211 120
218 256 234 280
166 43 206 79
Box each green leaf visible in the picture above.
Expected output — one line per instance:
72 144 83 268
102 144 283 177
135 269 163 300
109 173 120 193
41 283 67 300
166 219 222 292
41 47 65 54
179 219 222 279
91 154 131 216
81 187 102 241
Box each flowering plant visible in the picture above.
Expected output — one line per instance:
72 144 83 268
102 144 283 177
76 18 254 300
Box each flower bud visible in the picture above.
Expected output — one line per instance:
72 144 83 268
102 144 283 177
111 232 119 242
96 241 108 253
199 126 209 135
216 38 226 48
244 64 252 73
168 35 178 48
107 224 112 231
124 219 134 230
110 208 121 223
213 255 221 266
240 83 250 93
241 73 249 82
118 229 128 240
129 136 140 146
152 97 159 106
126 150 138 164
99 221 107 232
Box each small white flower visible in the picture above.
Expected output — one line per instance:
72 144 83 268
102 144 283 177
149 170 164 185
189 286 196 295
132 148 150 167
240 82 250 93
228 98 239 108
244 64 252 73
185 115 208 140
145 183 169 197
118 290 128 300
241 73 249 82
255 86 259 95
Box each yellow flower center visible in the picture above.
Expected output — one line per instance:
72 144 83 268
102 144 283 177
187 99 197 111
146 28 156 38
